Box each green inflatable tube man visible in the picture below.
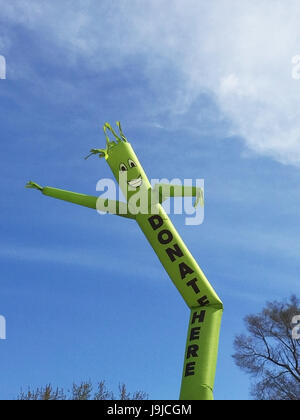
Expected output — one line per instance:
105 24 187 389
26 122 223 400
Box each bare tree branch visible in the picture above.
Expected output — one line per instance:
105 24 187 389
233 295 300 400
17 380 149 400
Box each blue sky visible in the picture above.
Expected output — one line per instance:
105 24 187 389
0 0 300 400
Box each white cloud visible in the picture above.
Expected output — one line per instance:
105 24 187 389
2 0 300 165
0 241 163 281
220 74 240 96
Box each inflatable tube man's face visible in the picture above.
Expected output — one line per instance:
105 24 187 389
106 142 151 201
87 123 151 201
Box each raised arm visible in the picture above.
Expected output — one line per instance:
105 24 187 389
153 183 204 208
25 181 135 219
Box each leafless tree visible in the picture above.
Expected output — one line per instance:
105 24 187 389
17 380 148 400
233 295 300 400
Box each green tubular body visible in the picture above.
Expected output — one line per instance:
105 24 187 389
136 205 223 400
180 306 223 400
136 206 221 308
26 123 223 400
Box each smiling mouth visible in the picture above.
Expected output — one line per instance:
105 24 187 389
128 176 143 189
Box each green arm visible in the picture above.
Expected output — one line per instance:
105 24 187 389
153 183 204 208
25 181 135 219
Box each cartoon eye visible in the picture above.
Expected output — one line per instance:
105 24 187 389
128 159 137 168
119 163 128 172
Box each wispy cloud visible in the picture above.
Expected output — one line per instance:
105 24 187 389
207 222 300 261
2 0 300 165
0 241 163 281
